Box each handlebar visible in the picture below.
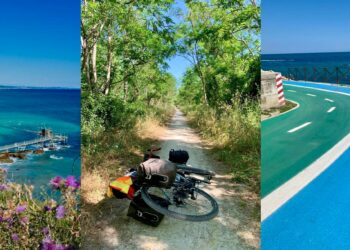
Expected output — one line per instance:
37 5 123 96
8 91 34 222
146 146 161 152
188 174 211 184
176 165 216 179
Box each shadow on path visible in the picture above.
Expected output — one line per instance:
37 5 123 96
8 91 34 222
82 109 259 250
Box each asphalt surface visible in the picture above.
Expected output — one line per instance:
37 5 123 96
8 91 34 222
262 83 350 197
262 145 350 249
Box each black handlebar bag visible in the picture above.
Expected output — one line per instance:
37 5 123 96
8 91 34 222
137 158 176 188
168 149 189 164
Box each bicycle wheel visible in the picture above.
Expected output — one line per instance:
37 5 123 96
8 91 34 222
140 186 219 222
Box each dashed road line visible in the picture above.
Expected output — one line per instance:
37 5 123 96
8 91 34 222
325 98 334 103
288 122 312 133
306 94 316 97
327 107 336 113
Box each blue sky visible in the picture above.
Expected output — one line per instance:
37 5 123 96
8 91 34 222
0 0 80 87
166 0 191 86
262 0 350 54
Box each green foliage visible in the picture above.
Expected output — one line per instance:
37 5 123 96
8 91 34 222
177 0 260 106
177 0 260 193
81 0 177 145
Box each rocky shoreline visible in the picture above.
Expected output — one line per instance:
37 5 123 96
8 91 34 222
0 149 44 164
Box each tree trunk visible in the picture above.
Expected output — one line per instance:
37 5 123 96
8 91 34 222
104 32 113 95
123 78 128 102
91 43 97 85
195 62 208 105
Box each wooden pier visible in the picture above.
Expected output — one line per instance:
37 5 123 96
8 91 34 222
0 129 68 153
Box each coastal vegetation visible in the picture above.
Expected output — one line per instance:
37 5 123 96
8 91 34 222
0 168 80 249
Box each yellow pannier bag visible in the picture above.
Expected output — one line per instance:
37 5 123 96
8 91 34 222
107 176 134 199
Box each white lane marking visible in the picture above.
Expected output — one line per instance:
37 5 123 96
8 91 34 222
287 90 296 93
325 98 334 102
288 122 312 133
284 83 350 97
307 94 316 97
261 132 350 221
327 107 336 113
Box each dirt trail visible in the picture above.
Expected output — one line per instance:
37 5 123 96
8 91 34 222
82 109 259 250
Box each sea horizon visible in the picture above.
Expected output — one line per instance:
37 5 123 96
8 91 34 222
0 84 80 90
261 51 350 84
262 51 350 56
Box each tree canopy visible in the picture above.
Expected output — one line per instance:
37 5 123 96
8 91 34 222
81 0 260 133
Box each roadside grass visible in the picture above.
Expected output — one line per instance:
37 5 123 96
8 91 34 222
81 107 173 244
179 100 260 195
81 107 173 204
261 100 297 119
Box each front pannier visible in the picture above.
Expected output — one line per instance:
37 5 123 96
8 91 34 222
137 158 176 188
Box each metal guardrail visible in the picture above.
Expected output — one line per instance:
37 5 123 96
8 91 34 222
287 67 350 84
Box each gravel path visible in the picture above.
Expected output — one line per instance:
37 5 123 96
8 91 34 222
82 109 259 250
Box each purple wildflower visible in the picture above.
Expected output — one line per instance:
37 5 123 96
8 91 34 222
41 236 56 250
44 205 52 212
55 205 65 219
50 176 63 190
42 227 50 235
0 167 8 173
11 233 19 241
6 217 14 226
65 176 80 189
20 216 29 225
56 245 71 250
16 205 26 214
41 236 71 250
0 184 7 191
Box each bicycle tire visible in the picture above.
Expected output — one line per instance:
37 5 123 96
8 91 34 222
141 187 219 222
176 165 215 177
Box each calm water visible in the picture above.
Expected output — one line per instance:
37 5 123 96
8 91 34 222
0 88 80 193
262 52 350 84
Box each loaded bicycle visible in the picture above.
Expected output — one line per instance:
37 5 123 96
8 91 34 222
109 147 219 225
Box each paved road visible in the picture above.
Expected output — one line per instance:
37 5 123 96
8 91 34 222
262 145 350 249
262 83 350 197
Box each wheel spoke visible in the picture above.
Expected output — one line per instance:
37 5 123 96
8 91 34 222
144 186 215 217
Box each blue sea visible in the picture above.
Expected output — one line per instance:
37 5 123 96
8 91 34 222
0 87 80 194
262 52 350 84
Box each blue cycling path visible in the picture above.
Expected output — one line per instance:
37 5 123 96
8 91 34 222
262 147 350 249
